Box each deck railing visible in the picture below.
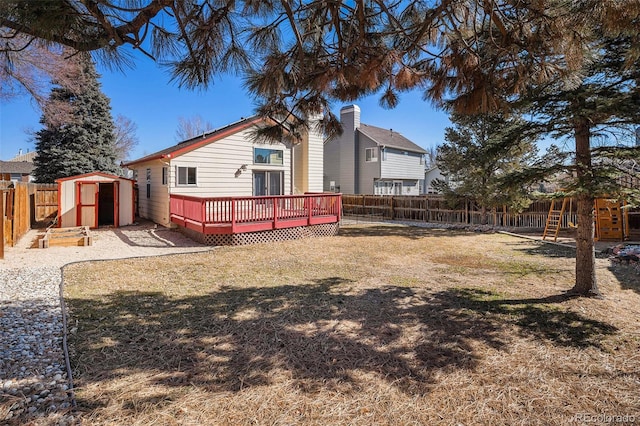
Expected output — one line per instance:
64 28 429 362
170 193 342 234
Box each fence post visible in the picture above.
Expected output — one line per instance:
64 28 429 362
465 199 469 224
390 196 395 220
1 191 4 260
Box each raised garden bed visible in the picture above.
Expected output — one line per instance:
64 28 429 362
39 226 92 249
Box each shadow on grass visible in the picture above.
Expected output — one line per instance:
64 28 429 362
447 288 617 349
506 240 577 259
338 225 472 239
110 227 204 248
607 262 640 294
67 281 617 414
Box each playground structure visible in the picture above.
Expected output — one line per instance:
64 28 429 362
543 197 633 242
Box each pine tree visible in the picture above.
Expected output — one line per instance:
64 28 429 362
509 36 640 297
33 55 118 183
434 113 538 225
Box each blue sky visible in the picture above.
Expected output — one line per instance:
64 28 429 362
0 56 451 161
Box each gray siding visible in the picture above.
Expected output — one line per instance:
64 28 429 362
337 105 359 193
380 148 425 180
357 133 381 194
424 167 446 194
323 138 341 191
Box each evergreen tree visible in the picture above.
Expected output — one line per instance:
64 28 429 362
508 35 640 297
434 113 538 225
33 55 118 183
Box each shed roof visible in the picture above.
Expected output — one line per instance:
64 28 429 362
358 123 427 154
0 160 34 174
122 115 263 168
55 171 135 183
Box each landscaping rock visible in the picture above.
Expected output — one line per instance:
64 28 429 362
0 266 78 424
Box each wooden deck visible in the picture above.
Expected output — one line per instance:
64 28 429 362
169 193 342 235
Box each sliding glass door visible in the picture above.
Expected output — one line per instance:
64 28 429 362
253 171 283 196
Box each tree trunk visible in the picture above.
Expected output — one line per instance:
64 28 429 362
480 205 488 225
571 118 600 297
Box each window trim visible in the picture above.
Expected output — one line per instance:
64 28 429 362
365 147 378 162
161 167 168 186
146 168 151 199
254 147 284 165
176 166 197 186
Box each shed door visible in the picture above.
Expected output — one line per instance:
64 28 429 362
77 182 98 228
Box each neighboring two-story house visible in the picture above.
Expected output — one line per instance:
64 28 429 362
324 105 427 195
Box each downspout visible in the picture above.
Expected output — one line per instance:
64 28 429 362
380 146 384 194
290 143 295 194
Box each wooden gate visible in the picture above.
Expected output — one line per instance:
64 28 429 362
33 184 58 226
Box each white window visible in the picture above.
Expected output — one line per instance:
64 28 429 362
254 148 283 165
366 147 378 162
177 166 197 186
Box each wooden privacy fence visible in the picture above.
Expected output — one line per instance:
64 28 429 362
1 182 59 257
1 182 29 254
33 183 58 226
342 194 577 229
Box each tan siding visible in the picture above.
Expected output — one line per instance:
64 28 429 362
133 160 171 227
58 174 135 227
117 181 135 226
293 143 304 193
306 122 324 192
172 129 291 197
59 180 76 227
292 120 324 193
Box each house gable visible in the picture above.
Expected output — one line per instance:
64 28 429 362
122 116 263 168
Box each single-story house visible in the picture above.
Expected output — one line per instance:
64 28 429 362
123 115 325 227
0 160 34 182
122 115 339 246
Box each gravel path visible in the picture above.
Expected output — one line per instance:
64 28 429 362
0 223 213 424
0 267 73 424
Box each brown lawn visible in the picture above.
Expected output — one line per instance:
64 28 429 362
62 224 640 425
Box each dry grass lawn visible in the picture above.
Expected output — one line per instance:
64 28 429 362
62 224 640 425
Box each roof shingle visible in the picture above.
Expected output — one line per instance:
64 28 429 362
0 161 34 174
358 123 427 154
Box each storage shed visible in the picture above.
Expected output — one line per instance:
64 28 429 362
56 172 135 228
